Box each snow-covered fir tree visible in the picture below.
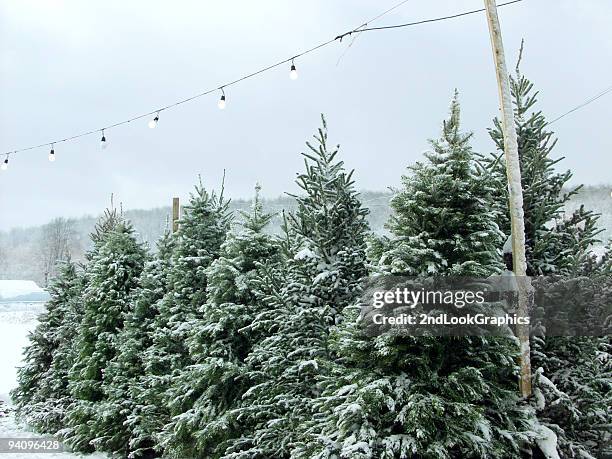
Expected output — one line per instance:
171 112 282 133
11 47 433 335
222 116 369 458
486 59 601 276
12 208 121 435
139 180 231 456
61 220 147 453
601 239 612 274
375 90 504 277
300 95 539 459
532 333 611 458
99 229 174 458
530 272 611 457
12 259 83 433
160 185 283 458
484 55 609 457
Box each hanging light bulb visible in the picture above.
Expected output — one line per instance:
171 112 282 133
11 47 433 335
218 88 226 110
148 113 159 129
289 60 298 80
100 130 108 150
1 154 9 171
48 145 56 162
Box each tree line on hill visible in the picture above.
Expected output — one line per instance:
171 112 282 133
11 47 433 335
12 69 611 458
1 187 609 290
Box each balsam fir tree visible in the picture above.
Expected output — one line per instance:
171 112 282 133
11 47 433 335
223 116 369 458
12 208 120 435
160 185 282 458
530 271 612 457
98 229 174 458
378 90 504 277
62 220 147 453
601 239 612 274
139 179 231 456
485 54 601 276
12 259 83 433
485 52 608 457
531 332 611 458
300 95 538 459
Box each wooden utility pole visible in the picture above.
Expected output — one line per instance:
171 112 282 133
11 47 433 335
172 197 180 233
483 0 532 397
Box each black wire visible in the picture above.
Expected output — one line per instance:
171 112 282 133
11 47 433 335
344 0 524 36
3 0 525 157
547 85 612 126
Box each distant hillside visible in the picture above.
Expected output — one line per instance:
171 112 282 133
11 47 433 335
0 186 609 285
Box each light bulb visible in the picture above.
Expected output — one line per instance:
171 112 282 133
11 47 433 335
1 158 8 171
148 114 159 129
49 147 56 162
101 133 108 150
290 64 298 80
218 94 226 110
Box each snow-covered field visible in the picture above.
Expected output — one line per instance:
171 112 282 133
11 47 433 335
0 415 107 459
0 281 45 300
0 301 107 458
0 281 47 402
0 303 42 403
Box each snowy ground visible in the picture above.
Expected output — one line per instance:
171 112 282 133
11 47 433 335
0 415 107 458
0 303 42 403
0 302 107 458
0 281 44 300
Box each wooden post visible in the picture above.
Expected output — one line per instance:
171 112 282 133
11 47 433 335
172 197 180 233
484 0 532 397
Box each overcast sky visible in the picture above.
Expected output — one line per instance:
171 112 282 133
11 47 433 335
0 0 610 231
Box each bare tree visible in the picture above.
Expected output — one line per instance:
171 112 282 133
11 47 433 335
0 234 8 278
39 217 77 287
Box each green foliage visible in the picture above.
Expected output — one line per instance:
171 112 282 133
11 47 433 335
160 185 282 459
531 274 612 458
139 181 232 457
486 68 601 275
62 221 147 453
380 91 504 277
10 100 609 459
12 260 83 433
532 335 611 458
222 116 370 458
485 63 608 458
301 96 537 459
101 230 175 458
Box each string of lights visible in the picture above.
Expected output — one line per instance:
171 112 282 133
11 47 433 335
1 0 524 171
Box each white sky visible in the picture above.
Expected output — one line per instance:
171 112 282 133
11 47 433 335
0 0 610 231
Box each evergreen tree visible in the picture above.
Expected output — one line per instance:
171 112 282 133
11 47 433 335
62 220 147 453
223 116 369 458
486 61 601 275
100 230 174 458
532 334 611 458
485 57 608 457
530 269 612 457
12 259 83 433
379 90 504 277
139 180 231 456
160 185 282 458
601 239 612 274
12 208 120 435
300 96 538 458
